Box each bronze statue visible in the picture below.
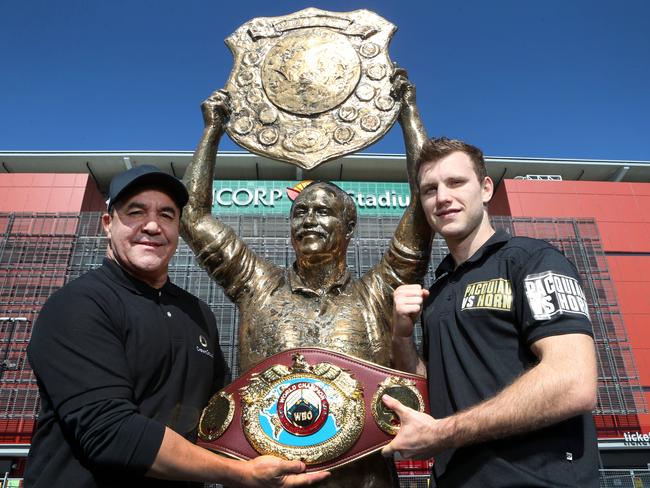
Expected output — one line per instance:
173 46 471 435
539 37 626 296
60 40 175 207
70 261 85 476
181 72 431 487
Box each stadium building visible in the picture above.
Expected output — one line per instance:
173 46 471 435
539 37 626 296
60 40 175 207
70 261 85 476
0 150 649 486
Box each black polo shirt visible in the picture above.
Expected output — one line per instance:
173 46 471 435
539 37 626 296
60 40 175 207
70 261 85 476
423 230 599 487
26 258 229 488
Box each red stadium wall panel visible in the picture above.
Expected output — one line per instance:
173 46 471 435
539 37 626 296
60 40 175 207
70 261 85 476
0 214 80 446
0 173 105 213
491 179 650 436
0 173 104 449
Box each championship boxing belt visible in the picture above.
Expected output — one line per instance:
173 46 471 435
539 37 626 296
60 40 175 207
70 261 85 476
197 347 428 472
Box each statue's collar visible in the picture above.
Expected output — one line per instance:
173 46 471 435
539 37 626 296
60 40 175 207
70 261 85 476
288 263 351 297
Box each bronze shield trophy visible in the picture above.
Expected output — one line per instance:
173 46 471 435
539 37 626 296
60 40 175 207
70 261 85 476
223 8 400 169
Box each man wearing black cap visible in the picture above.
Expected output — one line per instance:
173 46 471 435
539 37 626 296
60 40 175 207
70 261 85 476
25 166 329 487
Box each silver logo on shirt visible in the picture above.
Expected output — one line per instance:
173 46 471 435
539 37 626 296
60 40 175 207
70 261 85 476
524 271 589 320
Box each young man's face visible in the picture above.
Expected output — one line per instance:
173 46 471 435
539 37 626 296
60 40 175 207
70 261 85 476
102 188 180 287
290 186 352 260
418 151 493 243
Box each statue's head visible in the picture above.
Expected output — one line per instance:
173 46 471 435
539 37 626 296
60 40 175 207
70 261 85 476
290 181 357 262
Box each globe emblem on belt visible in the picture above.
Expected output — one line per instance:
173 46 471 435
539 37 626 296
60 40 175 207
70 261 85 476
239 353 365 463
278 382 329 436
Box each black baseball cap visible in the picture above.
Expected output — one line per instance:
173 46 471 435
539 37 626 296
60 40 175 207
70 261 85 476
107 165 189 211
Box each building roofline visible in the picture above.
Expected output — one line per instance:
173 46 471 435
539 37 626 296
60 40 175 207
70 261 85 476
1 150 648 192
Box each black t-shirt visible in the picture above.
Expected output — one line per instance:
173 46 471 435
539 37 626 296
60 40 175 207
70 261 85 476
423 230 599 487
25 258 229 488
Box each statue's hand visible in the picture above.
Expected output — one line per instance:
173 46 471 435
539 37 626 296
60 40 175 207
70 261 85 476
201 89 231 129
391 66 416 108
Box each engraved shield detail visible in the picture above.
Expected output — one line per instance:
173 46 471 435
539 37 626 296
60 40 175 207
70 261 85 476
224 8 400 169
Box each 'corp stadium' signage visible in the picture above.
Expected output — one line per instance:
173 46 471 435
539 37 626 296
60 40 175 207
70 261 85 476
212 180 410 216
215 187 284 207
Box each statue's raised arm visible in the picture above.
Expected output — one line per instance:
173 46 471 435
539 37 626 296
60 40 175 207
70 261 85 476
181 91 273 300
182 90 230 219
367 71 433 289
393 69 429 191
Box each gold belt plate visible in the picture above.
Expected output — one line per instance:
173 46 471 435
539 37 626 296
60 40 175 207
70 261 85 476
238 353 365 464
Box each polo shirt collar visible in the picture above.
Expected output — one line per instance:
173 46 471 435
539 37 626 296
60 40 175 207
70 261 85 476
101 257 180 297
435 229 511 278
288 263 351 296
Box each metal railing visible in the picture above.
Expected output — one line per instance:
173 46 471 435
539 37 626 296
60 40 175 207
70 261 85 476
398 474 430 487
3 470 650 487
599 469 650 487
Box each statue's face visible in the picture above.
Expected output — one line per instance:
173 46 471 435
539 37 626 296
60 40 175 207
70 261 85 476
290 186 351 259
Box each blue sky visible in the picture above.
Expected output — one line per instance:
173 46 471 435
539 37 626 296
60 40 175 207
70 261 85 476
1 0 649 161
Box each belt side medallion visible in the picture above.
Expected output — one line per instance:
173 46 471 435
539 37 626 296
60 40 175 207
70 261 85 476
199 391 235 441
372 376 425 435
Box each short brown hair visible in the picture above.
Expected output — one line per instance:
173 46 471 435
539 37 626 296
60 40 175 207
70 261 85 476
417 137 487 183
